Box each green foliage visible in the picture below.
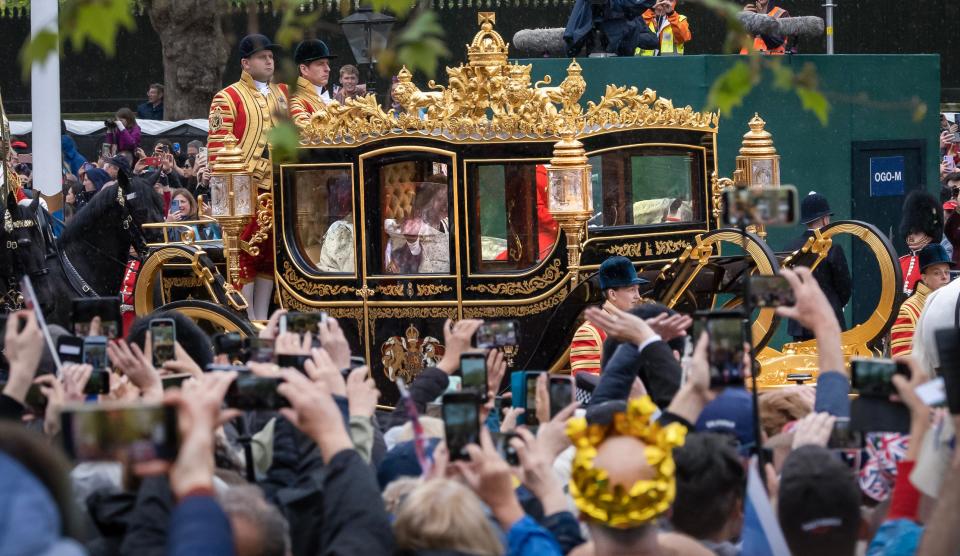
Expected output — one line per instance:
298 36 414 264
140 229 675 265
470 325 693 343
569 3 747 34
266 120 301 164
19 0 135 80
378 9 449 79
706 60 755 115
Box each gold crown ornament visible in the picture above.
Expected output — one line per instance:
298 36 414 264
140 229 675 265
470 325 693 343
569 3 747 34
566 396 686 528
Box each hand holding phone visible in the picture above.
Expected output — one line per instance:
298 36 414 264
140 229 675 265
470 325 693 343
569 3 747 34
460 353 488 400
150 319 176 368
61 402 179 471
548 375 574 419
475 320 519 349
224 371 288 410
851 358 909 398
443 392 481 461
706 316 747 388
748 275 796 308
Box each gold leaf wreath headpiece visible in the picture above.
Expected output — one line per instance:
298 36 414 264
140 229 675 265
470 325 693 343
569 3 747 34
566 396 687 528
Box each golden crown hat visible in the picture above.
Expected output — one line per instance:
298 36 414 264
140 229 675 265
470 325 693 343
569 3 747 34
566 396 687 528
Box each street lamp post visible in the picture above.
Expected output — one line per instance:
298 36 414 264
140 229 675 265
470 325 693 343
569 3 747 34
338 7 396 96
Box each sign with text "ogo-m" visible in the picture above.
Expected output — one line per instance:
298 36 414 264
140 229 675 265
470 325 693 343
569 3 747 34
869 155 905 197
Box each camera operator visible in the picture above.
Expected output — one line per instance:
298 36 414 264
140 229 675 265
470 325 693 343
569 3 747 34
104 107 142 159
564 0 660 57
741 0 791 54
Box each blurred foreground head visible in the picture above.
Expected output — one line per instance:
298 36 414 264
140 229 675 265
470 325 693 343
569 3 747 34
568 398 686 550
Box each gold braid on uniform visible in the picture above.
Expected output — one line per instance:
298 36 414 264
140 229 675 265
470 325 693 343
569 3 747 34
566 396 686 528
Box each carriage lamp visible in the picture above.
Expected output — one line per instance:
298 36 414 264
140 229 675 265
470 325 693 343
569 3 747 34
728 113 781 238
547 130 594 286
338 7 396 95
209 133 256 287
735 113 781 189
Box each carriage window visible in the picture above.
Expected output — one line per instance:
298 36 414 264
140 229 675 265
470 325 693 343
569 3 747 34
291 167 355 274
468 162 558 272
370 156 452 275
588 147 703 227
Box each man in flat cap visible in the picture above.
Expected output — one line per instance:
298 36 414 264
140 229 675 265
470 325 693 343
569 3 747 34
290 39 337 129
207 33 288 320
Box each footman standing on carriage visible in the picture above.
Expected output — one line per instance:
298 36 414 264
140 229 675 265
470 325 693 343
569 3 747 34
785 192 851 342
207 34 288 320
569 256 645 376
290 39 338 128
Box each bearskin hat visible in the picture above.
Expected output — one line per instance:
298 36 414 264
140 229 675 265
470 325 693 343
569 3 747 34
899 190 943 243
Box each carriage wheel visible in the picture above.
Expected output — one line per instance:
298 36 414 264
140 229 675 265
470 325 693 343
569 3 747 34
155 299 256 337
659 228 781 350
757 220 901 388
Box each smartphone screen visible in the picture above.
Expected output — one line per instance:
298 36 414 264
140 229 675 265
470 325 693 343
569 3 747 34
82 337 108 372
707 317 746 388
225 372 288 410
246 338 274 364
212 332 245 357
460 354 487 397
525 372 542 427
0 315 7 371
827 417 863 449
72 297 121 339
475 320 519 349
548 376 573 418
84 369 111 395
150 319 176 368
722 186 798 227
61 402 178 469
279 312 326 336
57 336 84 364
101 143 112 158
851 358 909 398
276 354 310 372
161 373 192 390
748 275 795 308
442 393 480 461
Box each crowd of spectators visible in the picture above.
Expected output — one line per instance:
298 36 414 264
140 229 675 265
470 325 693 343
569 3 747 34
1 260 959 556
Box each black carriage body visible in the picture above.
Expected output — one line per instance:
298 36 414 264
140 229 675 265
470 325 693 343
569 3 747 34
274 127 718 403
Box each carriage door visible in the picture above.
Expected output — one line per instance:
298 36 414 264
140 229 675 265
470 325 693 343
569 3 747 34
358 147 461 401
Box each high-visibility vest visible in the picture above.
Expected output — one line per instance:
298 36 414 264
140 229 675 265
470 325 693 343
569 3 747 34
740 6 787 55
637 15 687 56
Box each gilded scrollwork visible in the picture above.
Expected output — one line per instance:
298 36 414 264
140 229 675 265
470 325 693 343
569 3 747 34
369 306 458 322
162 276 206 302
462 286 566 318
296 12 717 145
605 240 689 258
605 242 648 258
281 261 355 296
466 259 563 295
375 284 406 297
416 284 453 297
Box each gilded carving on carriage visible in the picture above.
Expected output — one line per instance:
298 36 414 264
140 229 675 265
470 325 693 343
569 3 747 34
281 261 355 296
416 284 453 296
466 259 563 295
298 11 714 145
381 324 445 383
462 286 567 319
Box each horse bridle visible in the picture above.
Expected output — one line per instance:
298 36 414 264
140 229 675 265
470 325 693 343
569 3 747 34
1 203 49 310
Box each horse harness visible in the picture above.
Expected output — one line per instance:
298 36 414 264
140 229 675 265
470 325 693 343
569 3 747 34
1 203 48 310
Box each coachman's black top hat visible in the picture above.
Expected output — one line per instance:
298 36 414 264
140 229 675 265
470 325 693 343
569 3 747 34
800 191 832 224
918 243 955 272
294 39 337 65
239 34 281 59
598 256 648 290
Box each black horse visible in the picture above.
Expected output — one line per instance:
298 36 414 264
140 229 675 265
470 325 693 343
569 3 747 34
0 192 57 314
10 172 165 328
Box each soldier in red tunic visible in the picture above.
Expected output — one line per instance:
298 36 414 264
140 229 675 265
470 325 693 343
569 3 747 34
207 34 288 320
